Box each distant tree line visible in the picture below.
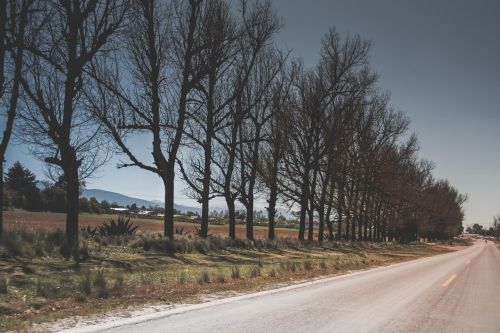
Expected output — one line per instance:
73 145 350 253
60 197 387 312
2 161 170 215
0 0 466 246
467 220 500 240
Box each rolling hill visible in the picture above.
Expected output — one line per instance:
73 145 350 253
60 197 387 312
81 189 201 214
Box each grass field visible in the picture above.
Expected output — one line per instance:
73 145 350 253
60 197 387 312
3 210 299 239
0 221 471 332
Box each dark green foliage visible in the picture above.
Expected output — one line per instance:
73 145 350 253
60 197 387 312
194 226 212 238
175 227 186 235
4 161 42 210
98 216 138 236
81 225 98 237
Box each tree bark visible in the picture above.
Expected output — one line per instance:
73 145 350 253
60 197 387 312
163 167 175 239
63 157 80 247
227 198 236 239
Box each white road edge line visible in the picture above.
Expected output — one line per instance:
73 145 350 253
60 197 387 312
58 244 478 333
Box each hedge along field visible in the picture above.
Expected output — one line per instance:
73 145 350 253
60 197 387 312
3 211 299 239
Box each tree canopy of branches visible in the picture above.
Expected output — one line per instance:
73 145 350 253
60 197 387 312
16 0 128 246
7 0 465 244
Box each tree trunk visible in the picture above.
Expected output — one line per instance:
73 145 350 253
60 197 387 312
200 72 216 238
307 167 318 241
267 182 277 240
64 163 79 247
226 197 236 239
164 167 175 239
246 197 254 240
318 212 324 242
326 217 334 241
0 160 3 238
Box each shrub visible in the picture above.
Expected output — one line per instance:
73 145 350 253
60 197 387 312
198 271 210 284
28 297 47 310
268 268 277 278
114 273 125 289
216 274 226 283
320 261 327 269
94 269 109 298
81 225 98 238
98 216 138 236
250 266 261 278
59 240 73 259
0 275 8 294
177 271 187 285
79 272 92 296
304 261 313 271
288 262 297 272
231 266 240 279
175 227 186 235
140 273 154 285
74 294 87 303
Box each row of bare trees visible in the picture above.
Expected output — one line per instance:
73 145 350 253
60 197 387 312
0 0 465 246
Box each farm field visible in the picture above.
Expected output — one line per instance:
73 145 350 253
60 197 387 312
3 211 299 239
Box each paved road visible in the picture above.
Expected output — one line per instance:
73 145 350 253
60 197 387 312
70 242 500 333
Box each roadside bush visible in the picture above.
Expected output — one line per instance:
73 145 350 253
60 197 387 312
231 266 240 279
282 262 297 272
94 269 109 298
250 266 261 278
79 272 92 296
114 273 125 289
198 271 210 284
81 225 98 238
177 271 187 285
303 261 313 271
1 229 66 257
98 216 138 237
216 274 226 283
0 275 8 294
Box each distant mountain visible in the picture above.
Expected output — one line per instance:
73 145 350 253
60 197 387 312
81 189 201 214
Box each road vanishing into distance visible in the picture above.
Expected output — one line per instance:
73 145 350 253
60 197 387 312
65 242 500 333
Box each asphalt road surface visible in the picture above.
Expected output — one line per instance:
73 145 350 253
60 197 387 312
68 242 500 333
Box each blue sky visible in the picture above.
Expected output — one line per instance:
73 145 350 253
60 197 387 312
5 0 500 227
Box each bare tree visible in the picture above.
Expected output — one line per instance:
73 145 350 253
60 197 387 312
256 64 294 240
177 0 239 238
90 0 212 239
0 0 32 237
17 0 128 246
238 47 285 240
208 0 281 239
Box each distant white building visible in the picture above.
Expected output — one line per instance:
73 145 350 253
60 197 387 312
111 207 129 213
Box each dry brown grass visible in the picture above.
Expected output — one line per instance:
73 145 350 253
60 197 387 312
0 231 457 332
